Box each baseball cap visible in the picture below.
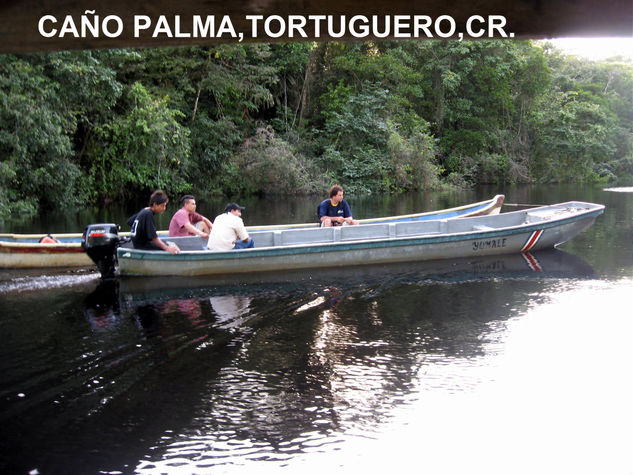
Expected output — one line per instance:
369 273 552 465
224 203 246 212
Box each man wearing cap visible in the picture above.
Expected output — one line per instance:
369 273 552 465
207 203 255 251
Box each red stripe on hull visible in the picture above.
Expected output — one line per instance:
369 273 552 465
521 252 543 271
521 230 543 252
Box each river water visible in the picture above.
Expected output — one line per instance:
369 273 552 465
1 185 632 474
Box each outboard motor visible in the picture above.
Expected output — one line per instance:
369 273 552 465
81 223 121 279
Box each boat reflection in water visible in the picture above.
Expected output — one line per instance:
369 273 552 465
5 249 593 474
93 247 594 299
83 247 595 374
82 248 594 333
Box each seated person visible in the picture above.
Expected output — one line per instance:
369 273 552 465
318 185 360 227
39 234 60 243
207 203 255 251
127 190 179 254
168 194 212 239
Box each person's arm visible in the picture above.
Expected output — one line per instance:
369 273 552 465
342 200 354 224
235 219 250 242
318 201 330 222
184 221 209 239
192 211 212 232
152 237 179 254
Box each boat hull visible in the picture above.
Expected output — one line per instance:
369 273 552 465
117 201 603 277
112 248 594 293
0 242 93 268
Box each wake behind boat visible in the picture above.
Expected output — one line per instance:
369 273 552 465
0 195 504 269
83 200 604 278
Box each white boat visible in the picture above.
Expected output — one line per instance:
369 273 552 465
0 195 504 269
104 201 603 278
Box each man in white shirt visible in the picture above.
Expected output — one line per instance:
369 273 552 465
207 203 255 251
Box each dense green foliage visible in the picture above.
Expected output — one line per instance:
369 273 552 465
1 40 631 218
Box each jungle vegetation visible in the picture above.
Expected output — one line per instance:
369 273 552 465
1 40 631 218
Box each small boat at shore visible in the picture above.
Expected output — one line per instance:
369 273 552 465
0 195 504 269
84 200 603 278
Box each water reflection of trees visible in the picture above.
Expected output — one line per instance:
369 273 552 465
140 250 594 469
226 279 536 439
1 250 595 473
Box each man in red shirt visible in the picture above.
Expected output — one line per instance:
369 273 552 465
168 195 213 239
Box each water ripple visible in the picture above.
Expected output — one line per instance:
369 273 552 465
0 270 99 294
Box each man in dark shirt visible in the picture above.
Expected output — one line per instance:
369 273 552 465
318 185 360 227
127 190 179 254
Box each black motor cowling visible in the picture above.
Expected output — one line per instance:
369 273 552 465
81 223 121 279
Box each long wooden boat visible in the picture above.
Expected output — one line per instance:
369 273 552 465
114 201 604 277
0 195 504 269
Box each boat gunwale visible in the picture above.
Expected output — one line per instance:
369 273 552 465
117 202 605 262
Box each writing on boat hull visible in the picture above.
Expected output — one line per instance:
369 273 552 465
472 238 507 251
